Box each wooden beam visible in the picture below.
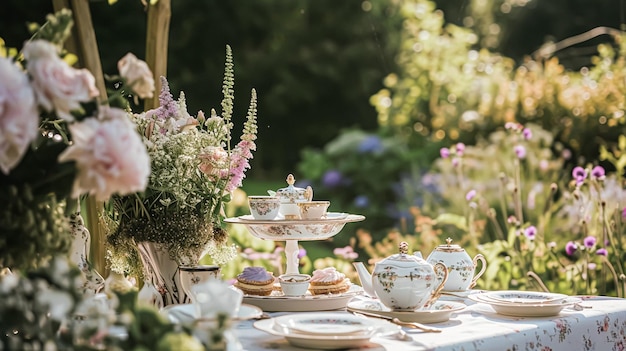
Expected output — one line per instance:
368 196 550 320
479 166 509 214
52 0 108 277
144 0 171 110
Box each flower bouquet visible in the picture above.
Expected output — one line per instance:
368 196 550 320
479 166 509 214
106 45 258 305
0 9 151 272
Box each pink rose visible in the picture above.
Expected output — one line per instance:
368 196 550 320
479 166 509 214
117 53 155 99
0 57 38 174
58 107 150 200
23 40 99 121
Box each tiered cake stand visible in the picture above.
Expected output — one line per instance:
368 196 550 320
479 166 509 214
225 212 365 311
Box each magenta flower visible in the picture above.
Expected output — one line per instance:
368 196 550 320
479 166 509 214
452 157 460 167
622 207 626 220
565 241 577 256
596 248 608 256
514 145 526 159
522 128 532 140
456 143 465 156
524 226 537 240
333 246 358 260
440 147 450 159
572 166 587 185
583 236 596 248
591 165 605 180
465 189 477 201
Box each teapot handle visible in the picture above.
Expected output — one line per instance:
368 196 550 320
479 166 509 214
425 262 449 308
469 254 487 289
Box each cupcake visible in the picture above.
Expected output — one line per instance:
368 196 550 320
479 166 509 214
234 267 275 296
308 267 351 295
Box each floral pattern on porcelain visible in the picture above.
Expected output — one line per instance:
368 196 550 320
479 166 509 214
426 237 486 291
370 242 448 311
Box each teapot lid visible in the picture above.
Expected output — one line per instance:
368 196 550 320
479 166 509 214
434 237 465 253
276 174 312 202
380 242 426 265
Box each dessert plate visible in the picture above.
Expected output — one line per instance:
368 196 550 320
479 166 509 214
242 284 363 312
160 303 263 324
468 293 580 317
274 312 379 336
253 313 400 350
482 290 567 304
224 213 365 241
347 298 465 324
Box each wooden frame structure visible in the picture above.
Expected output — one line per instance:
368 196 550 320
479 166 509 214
50 0 171 276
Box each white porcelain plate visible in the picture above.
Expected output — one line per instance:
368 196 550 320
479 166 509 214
468 293 580 317
483 290 568 304
160 303 263 324
242 285 363 312
274 312 379 336
253 313 400 350
347 298 465 324
224 213 365 241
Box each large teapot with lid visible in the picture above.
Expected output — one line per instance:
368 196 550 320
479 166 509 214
353 242 448 311
426 237 487 291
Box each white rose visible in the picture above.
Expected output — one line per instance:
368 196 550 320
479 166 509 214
0 57 38 174
23 40 99 121
58 107 151 200
117 53 155 99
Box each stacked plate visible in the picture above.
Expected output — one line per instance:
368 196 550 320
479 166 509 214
253 312 400 349
468 290 581 317
347 298 465 324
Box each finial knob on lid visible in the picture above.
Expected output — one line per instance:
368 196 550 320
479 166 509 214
399 241 409 255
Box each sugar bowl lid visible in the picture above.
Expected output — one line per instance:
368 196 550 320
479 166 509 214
275 174 313 203
433 237 465 253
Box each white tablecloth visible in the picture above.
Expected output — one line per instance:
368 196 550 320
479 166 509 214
232 295 626 351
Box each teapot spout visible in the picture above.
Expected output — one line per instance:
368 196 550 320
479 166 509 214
352 262 376 298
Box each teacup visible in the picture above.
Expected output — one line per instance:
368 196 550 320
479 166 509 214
248 195 280 220
179 265 221 301
278 273 311 296
297 201 330 219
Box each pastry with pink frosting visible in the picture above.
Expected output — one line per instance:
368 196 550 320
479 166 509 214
234 266 275 296
308 267 351 295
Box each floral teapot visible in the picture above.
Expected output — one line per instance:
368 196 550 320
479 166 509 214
353 242 448 311
426 237 487 291
270 174 313 219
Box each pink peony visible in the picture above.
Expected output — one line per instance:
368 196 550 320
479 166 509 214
58 107 150 200
117 53 155 99
23 40 99 121
0 57 39 174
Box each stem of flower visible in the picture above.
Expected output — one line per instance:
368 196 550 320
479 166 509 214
601 255 622 297
527 271 550 292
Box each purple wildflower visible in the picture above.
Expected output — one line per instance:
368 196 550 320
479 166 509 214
583 236 596 248
298 248 307 259
514 145 526 159
440 147 450 159
596 248 608 256
588 263 597 270
622 207 626 220
591 165 605 180
358 135 383 153
333 246 358 260
322 170 343 188
522 128 532 140
452 157 460 168
456 143 465 156
572 166 587 185
547 241 557 249
524 226 537 240
354 195 369 208
565 241 577 256
465 189 477 201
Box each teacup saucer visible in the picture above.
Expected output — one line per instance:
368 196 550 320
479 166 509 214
439 289 486 300
161 303 263 324
346 297 465 324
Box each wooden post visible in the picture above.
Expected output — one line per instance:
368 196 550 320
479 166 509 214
52 0 108 277
144 0 171 110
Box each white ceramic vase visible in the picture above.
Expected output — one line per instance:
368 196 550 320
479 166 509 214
68 212 105 295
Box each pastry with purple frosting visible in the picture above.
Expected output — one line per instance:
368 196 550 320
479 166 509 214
234 266 275 296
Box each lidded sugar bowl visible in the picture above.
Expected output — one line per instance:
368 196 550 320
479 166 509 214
274 174 313 219
353 242 448 311
426 237 487 291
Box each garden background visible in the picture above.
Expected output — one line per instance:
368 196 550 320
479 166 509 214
2 0 626 296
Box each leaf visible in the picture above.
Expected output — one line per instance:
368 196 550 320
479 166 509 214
433 213 468 231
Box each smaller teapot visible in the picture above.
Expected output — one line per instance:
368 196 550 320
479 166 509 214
273 174 313 219
353 242 448 311
426 238 487 291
